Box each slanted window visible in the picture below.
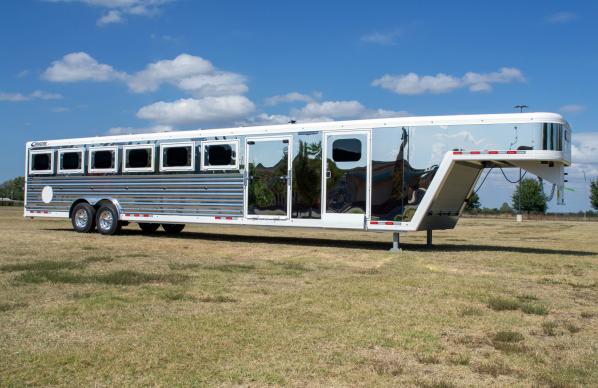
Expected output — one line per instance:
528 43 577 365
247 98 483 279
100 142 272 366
58 148 84 174
201 140 239 170
123 145 154 173
332 138 361 162
29 150 54 174
160 142 195 172
88 147 118 173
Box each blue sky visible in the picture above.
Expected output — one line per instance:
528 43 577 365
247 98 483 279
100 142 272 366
1 0 597 211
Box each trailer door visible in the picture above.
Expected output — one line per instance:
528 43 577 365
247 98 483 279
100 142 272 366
245 137 292 219
322 131 369 227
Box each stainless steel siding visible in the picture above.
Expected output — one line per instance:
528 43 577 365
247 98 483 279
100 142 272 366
26 174 244 217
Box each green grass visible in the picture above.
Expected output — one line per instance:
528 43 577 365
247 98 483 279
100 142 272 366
521 302 549 315
13 270 187 285
487 296 520 311
542 321 559 336
0 260 82 272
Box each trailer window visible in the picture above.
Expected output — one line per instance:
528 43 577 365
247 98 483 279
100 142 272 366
89 147 118 173
29 151 54 174
160 143 194 171
201 140 238 170
332 138 361 162
58 148 84 173
123 145 154 172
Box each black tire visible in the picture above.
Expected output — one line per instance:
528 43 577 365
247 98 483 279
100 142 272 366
139 223 160 233
95 205 121 235
71 203 96 233
162 223 185 234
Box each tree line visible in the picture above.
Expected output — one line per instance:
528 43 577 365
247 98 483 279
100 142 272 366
467 177 598 214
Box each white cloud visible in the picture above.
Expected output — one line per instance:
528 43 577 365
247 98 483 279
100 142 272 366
560 104 585 114
372 67 525 95
547 12 577 24
238 113 294 126
0 93 28 102
47 0 174 25
97 10 124 25
127 53 213 92
293 100 366 120
0 90 63 102
43 52 249 100
107 124 174 135
43 52 125 82
50 107 70 113
360 30 401 45
137 96 256 125
30 90 63 100
264 92 319 106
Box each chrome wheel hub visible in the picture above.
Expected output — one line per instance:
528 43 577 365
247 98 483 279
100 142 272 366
74 209 88 228
98 210 113 231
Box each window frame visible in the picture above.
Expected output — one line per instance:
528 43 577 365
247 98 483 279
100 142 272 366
57 147 85 174
332 138 363 162
88 146 119 174
122 144 155 173
200 139 240 171
28 149 54 175
159 141 196 172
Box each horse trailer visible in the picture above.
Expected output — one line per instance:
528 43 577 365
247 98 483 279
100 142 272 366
24 112 571 249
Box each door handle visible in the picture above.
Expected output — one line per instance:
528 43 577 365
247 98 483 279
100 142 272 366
326 170 331 179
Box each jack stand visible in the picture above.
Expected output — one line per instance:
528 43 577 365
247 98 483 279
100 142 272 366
389 232 402 252
426 230 433 247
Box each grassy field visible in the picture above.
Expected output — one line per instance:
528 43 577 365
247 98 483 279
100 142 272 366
0 207 596 387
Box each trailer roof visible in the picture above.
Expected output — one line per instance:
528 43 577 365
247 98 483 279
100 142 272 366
27 112 568 147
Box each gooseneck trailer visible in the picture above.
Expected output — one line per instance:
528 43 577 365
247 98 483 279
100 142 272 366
24 112 571 249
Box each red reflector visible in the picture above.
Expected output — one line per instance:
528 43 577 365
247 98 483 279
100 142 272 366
370 221 379 224
384 221 394 225
453 151 462 155
134 213 140 217
470 151 481 154
225 216 233 220
507 150 517 154
143 214 150 217
488 151 498 154
215 216 221 220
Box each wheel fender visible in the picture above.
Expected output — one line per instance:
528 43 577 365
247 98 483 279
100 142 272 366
70 197 123 218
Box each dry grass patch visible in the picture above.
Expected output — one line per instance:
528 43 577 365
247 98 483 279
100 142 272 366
0 208 597 386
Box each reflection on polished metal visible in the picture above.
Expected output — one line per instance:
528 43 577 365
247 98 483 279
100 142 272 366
325 133 367 214
247 139 289 217
74 208 88 228
98 210 113 231
292 133 322 219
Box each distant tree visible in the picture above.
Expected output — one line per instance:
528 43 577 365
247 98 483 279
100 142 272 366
591 178 598 210
0 177 24 200
512 178 547 214
499 202 513 214
464 192 481 211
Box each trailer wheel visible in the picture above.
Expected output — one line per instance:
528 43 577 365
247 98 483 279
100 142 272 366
96 205 121 235
162 223 185 234
71 203 96 233
138 223 160 233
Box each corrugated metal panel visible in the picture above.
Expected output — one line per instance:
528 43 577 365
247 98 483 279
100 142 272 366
26 174 244 217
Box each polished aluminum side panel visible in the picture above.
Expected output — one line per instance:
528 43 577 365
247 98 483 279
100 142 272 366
25 174 243 217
